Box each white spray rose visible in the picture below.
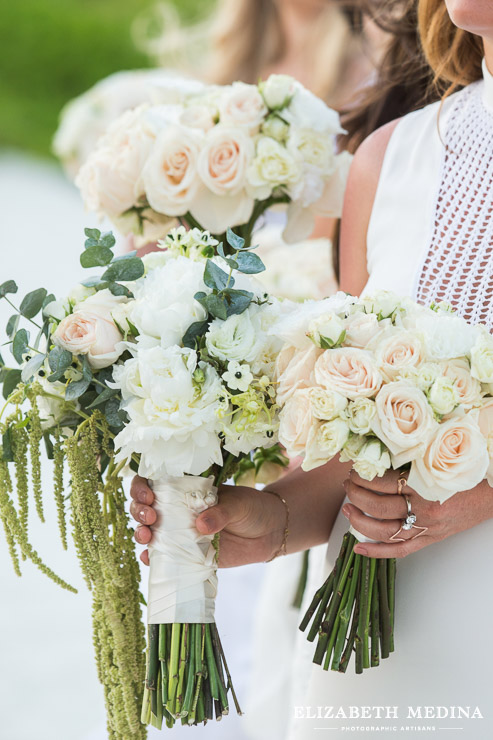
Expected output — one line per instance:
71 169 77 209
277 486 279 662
339 433 367 463
282 85 343 134
428 376 460 416
478 399 493 487
353 440 391 481
441 358 483 408
261 115 289 142
361 290 403 319
246 137 302 200
260 74 296 110
309 387 348 421
414 362 441 391
343 398 376 435
471 330 493 383
308 312 346 349
287 128 335 174
302 417 350 471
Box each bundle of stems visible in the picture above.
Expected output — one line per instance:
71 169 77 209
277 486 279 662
142 622 241 729
299 533 396 673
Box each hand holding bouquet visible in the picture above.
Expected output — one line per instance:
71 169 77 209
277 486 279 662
276 290 493 673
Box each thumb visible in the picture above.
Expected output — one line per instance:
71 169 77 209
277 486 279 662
196 501 235 535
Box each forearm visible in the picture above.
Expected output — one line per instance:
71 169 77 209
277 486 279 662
266 456 350 554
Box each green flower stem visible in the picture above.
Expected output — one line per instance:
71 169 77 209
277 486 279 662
378 558 391 659
388 558 396 653
292 549 310 609
314 541 355 664
182 630 196 716
167 623 182 715
371 572 380 668
323 567 353 670
205 624 219 700
331 554 361 671
300 570 333 634
355 556 370 674
363 558 376 670
210 623 229 713
175 623 188 717
305 533 349 643
2 295 42 329
338 564 362 673
213 623 242 715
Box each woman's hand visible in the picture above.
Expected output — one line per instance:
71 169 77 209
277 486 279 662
130 475 288 567
342 469 493 559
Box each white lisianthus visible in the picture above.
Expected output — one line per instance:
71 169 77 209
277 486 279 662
112 345 224 478
428 376 460 416
371 380 438 467
246 137 302 200
471 330 493 383
441 358 483 408
343 398 377 435
128 257 207 348
261 115 289 142
309 387 348 420
302 417 350 471
408 411 489 502
260 74 296 110
206 307 262 364
142 125 202 216
287 128 335 174
222 361 254 392
308 312 346 349
282 85 343 135
353 439 391 481
218 82 267 131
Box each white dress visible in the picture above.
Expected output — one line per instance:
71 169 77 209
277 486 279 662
289 61 493 739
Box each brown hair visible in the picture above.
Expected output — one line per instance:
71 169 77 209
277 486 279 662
417 0 483 90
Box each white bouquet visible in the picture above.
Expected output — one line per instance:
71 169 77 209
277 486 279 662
0 225 289 734
53 69 205 178
276 290 493 674
75 74 351 246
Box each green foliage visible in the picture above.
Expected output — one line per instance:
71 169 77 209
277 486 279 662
0 281 18 298
1 0 213 156
19 288 48 319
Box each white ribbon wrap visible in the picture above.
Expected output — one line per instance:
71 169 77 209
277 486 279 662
345 496 379 545
147 474 218 624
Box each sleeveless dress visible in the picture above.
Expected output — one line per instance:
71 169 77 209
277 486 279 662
289 60 493 740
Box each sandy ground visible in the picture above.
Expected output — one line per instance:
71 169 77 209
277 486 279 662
0 151 265 740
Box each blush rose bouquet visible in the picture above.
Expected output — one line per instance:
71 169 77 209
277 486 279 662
276 290 493 674
0 226 290 736
75 74 351 247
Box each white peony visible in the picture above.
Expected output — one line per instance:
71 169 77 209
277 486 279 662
112 345 224 478
407 310 478 361
274 292 356 349
128 257 207 348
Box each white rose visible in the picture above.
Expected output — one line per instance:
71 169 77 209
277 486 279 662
43 298 70 321
314 348 382 401
339 433 367 463
370 327 425 381
128 257 207 348
260 74 296 110
343 312 382 349
361 290 403 319
68 284 96 304
142 125 202 216
279 388 314 457
441 358 483 408
206 307 261 364
343 398 376 435
428 376 460 416
478 399 493 487
353 439 392 481
53 289 125 369
246 137 302 200
308 312 346 349
471 330 493 383
112 345 224 478
309 386 347 420
276 344 322 406
302 417 350 471
371 380 438 467
180 104 216 132
408 411 489 502
219 82 267 131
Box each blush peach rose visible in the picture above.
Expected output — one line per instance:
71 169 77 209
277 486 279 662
314 348 382 401
276 344 322 406
279 388 314 457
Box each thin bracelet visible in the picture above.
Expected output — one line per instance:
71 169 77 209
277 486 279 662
263 489 290 562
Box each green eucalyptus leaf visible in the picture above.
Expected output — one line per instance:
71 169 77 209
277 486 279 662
106 282 134 298
235 251 265 274
99 232 116 248
80 246 114 268
101 258 144 283
84 227 101 241
182 320 209 349
80 355 93 382
6 314 20 338
81 276 105 288
225 289 254 316
111 250 137 262
42 293 56 309
2 369 22 399
105 397 125 428
20 288 47 319
12 329 29 364
204 260 231 291
48 347 73 382
22 353 46 383
0 280 18 298
226 228 245 252
204 294 228 320
65 377 91 401
87 386 118 408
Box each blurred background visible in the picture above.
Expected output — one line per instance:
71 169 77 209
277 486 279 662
0 2 381 738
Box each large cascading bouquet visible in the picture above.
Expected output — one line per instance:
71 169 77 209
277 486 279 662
75 73 351 246
0 225 290 735
276 290 493 674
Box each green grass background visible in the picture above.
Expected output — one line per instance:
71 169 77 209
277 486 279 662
0 0 211 157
